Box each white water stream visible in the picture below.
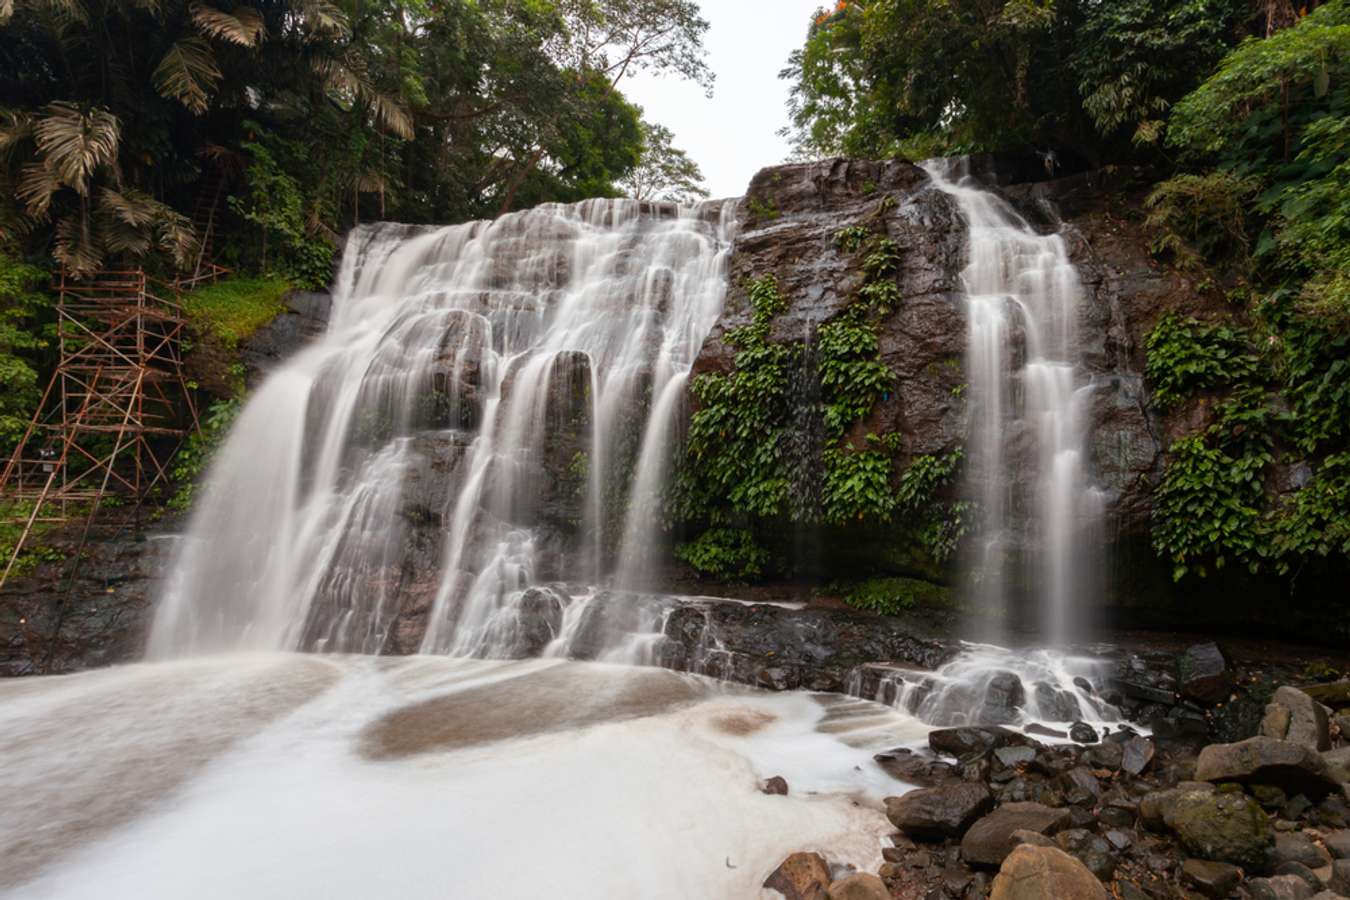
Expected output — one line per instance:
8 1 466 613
923 160 1106 644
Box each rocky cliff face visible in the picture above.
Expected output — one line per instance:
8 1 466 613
687 158 1212 619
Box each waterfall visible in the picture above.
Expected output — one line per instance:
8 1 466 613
149 199 736 659
923 160 1106 644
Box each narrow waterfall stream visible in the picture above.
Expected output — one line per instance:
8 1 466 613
923 160 1106 645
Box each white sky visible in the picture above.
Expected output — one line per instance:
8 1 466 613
620 1 827 199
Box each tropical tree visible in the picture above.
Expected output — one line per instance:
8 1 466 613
621 119 709 205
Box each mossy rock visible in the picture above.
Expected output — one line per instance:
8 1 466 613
1165 788 1273 869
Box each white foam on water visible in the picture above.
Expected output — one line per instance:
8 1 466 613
4 656 908 900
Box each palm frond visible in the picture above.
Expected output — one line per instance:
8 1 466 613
0 108 34 159
153 37 222 114
16 160 62 219
100 187 160 227
54 213 103 276
191 2 265 46
298 0 349 38
318 54 414 140
0 0 12 24
33 102 120 194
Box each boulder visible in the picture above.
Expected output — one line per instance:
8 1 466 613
928 726 1028 759
988 845 1108 900
1325 748 1350 786
1178 642 1231 705
763 776 789 796
1034 682 1083 722
1275 832 1332 869
980 672 1028 725
1181 858 1242 898
1263 687 1333 752
962 802 1073 867
1248 875 1317 900
826 873 888 900
873 748 954 787
1196 737 1341 798
764 852 831 900
1054 828 1118 880
1332 859 1350 894
885 782 994 840
1140 783 1216 831
1164 788 1274 869
1009 829 1055 849
1325 830 1350 860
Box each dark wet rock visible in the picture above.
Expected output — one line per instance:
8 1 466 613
1273 860 1322 890
1087 741 1124 770
1055 828 1118 880
1182 859 1243 898
763 776 789 796
1121 736 1157 776
654 594 955 693
1034 682 1083 722
1332 859 1350 894
1178 642 1232 705
1139 782 1217 831
1248 875 1317 900
994 746 1037 770
765 851 832 900
988 845 1108 900
1275 832 1332 869
239 289 333 384
874 748 956 787
1104 829 1134 851
886 782 995 840
1197 737 1340 799
962 802 1074 867
1164 788 1275 869
928 726 1031 759
980 672 1028 725
1069 722 1099 744
1060 767 1102 806
1264 687 1334 752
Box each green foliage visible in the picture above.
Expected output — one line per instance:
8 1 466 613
168 397 242 511
817 314 890 439
620 119 709 206
1269 452 1350 570
1145 314 1259 409
0 254 51 449
181 276 293 350
676 527 769 580
780 0 1251 161
821 440 897 525
833 225 870 253
1144 173 1260 270
838 576 953 616
746 194 780 222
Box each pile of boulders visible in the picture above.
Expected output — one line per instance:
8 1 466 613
764 677 1350 899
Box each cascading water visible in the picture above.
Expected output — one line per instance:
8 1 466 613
150 199 736 660
922 160 1106 646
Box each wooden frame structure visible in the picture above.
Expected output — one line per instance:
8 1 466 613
0 270 200 587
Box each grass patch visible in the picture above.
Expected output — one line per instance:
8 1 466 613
182 276 292 349
836 576 955 616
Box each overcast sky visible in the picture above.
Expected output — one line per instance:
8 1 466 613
621 1 826 200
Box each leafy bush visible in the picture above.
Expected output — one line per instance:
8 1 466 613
1144 172 1259 270
168 397 242 511
676 527 769 580
839 576 953 616
0 255 51 449
1145 314 1259 408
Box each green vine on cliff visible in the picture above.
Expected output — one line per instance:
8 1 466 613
1145 313 1259 409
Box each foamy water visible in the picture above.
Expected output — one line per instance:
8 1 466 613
1 655 925 899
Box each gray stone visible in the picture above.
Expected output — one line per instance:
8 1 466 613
1196 737 1340 798
1264 687 1333 752
928 726 1027 759
885 782 995 840
961 802 1074 867
1325 830 1350 860
1325 748 1350 786
1178 642 1231 705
